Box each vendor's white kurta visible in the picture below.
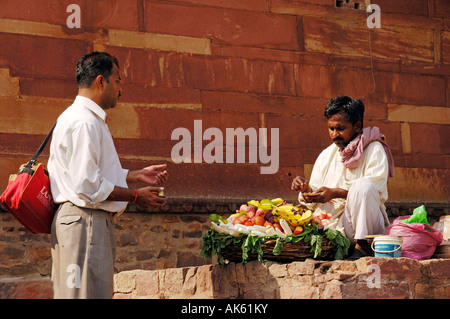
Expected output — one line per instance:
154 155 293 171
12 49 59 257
299 141 390 240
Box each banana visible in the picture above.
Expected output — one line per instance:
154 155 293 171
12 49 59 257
273 205 294 214
272 209 313 226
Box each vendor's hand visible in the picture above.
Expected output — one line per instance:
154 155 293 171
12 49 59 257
291 176 311 193
137 164 169 186
305 187 348 203
304 187 332 203
136 186 167 209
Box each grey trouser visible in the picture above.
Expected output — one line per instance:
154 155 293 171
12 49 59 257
51 202 116 299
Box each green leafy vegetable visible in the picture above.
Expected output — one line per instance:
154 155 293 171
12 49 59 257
273 237 283 255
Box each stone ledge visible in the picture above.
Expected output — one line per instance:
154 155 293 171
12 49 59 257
0 277 53 299
1 257 449 299
113 257 450 299
2 199 449 217
126 199 450 218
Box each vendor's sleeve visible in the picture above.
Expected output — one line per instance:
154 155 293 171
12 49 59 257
360 141 389 201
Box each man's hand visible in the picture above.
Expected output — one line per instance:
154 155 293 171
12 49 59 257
128 164 168 186
291 176 312 193
136 186 167 209
304 186 348 203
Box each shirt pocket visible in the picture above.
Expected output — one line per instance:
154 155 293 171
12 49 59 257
59 215 82 225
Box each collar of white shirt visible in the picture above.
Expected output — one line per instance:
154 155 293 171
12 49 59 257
73 95 107 123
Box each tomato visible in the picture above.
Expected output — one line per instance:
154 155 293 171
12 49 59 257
263 221 273 228
254 216 265 226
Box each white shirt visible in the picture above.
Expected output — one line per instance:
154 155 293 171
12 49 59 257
48 95 129 213
299 141 389 222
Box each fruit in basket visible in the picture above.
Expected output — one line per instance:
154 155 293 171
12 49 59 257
271 198 284 206
314 211 331 220
273 223 283 232
312 217 321 225
235 215 248 225
264 210 274 223
256 208 265 217
312 210 333 228
254 216 265 226
247 199 259 207
209 198 326 238
259 199 273 211
272 208 313 226
240 204 249 212
293 225 303 235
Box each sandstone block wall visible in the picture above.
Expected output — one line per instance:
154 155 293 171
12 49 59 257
0 0 448 201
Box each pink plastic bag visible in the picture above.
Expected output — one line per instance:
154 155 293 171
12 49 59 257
386 216 443 260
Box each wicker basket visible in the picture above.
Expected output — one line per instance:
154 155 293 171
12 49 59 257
221 238 335 263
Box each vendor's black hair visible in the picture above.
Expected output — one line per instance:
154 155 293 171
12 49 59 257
76 51 119 88
324 96 365 127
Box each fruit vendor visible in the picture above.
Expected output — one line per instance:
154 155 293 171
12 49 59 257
291 96 394 259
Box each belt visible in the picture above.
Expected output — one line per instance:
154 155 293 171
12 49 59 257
60 201 118 217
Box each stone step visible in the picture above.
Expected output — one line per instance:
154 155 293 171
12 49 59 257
113 257 450 299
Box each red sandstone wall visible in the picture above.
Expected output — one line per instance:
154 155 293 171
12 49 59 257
0 0 449 203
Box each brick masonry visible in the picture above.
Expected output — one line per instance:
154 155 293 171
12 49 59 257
0 0 449 289
112 257 450 299
1 256 449 299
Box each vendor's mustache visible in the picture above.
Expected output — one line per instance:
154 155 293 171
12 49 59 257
333 137 344 142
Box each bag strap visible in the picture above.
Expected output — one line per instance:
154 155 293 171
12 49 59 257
28 123 56 166
20 124 56 174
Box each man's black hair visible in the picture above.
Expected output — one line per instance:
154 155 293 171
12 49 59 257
76 52 119 88
324 96 365 126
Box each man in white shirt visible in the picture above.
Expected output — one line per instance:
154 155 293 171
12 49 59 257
48 52 168 298
291 96 394 259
